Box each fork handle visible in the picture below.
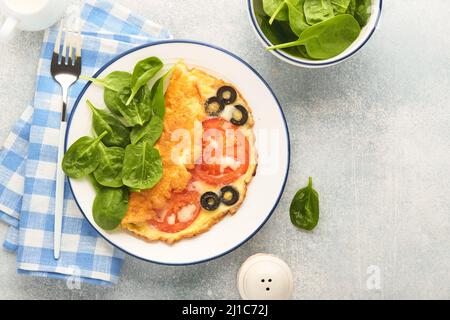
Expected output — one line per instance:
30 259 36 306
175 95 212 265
54 121 67 260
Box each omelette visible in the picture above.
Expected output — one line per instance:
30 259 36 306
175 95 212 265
121 62 257 243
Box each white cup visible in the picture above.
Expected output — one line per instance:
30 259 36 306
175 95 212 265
0 0 70 41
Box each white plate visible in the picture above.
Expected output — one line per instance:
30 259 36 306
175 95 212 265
67 40 290 265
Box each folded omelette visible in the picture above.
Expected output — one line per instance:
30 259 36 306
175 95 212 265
121 62 257 243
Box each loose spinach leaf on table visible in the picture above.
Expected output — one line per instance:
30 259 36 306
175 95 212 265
62 131 108 179
354 0 371 27
267 14 361 60
263 0 289 23
82 71 132 92
126 57 163 105
93 187 129 230
93 143 125 188
122 141 163 190
331 0 351 14
290 177 320 231
87 100 130 148
304 0 335 25
130 116 163 146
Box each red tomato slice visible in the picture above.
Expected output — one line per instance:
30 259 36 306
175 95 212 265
191 118 250 186
149 191 201 233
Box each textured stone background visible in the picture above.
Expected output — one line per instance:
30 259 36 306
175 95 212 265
0 0 449 299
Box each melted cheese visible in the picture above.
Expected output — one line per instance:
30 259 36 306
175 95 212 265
167 214 176 225
177 204 197 223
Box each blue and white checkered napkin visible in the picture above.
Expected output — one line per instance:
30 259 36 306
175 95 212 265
0 0 171 285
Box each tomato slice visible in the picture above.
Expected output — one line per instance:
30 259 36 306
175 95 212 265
191 118 250 186
149 191 201 233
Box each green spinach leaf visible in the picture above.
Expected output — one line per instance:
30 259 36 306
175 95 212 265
93 187 129 230
263 0 289 23
104 86 127 117
93 143 125 188
354 0 371 27
82 71 131 92
122 85 153 126
346 0 356 15
62 131 108 179
122 141 163 190
304 0 335 25
106 85 152 127
130 116 163 146
89 174 103 192
87 100 130 148
331 0 351 14
149 68 173 119
285 0 309 37
290 177 319 231
259 14 302 57
267 14 361 60
126 57 163 105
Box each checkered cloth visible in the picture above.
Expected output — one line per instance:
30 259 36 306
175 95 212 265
0 0 171 285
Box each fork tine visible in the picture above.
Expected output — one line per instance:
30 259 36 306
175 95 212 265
68 30 74 64
54 19 63 56
76 30 82 59
61 28 69 65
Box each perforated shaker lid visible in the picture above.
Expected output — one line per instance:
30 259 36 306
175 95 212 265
237 253 294 300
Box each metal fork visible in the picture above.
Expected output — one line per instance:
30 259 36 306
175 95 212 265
51 21 82 260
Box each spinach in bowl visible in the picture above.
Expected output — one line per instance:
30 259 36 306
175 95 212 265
255 0 372 60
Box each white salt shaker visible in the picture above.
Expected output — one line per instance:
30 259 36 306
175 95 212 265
237 253 294 300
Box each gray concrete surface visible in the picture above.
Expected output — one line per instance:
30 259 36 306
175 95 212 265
0 0 449 300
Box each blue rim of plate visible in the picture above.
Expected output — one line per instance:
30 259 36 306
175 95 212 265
247 0 383 67
66 39 291 266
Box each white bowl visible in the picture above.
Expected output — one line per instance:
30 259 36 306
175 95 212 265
247 0 383 68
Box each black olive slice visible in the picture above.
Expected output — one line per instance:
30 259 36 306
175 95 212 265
220 186 240 206
201 191 220 211
230 105 249 126
217 86 237 105
205 97 225 116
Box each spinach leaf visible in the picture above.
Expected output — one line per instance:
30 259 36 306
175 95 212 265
106 85 152 127
87 100 130 148
346 0 356 15
290 177 319 231
123 85 153 126
149 68 173 119
82 71 132 92
89 174 103 192
122 141 163 190
304 0 335 25
331 0 351 14
259 13 303 57
126 57 163 105
93 187 129 230
93 143 125 188
263 0 289 23
285 0 309 37
354 0 371 27
104 86 127 117
62 131 108 179
130 116 163 146
267 14 361 60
